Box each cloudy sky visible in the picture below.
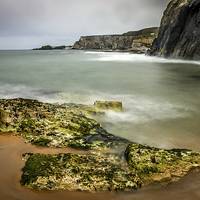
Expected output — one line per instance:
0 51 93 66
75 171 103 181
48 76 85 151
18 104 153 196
0 0 170 49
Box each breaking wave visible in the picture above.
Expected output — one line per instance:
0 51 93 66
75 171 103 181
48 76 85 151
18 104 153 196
86 51 200 65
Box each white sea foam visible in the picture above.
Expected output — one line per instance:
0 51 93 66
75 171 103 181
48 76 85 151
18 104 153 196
84 51 107 54
105 96 189 124
87 51 200 65
1 83 187 123
0 83 58 103
55 90 190 124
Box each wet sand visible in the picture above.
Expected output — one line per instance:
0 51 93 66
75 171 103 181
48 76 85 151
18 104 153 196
1 134 200 200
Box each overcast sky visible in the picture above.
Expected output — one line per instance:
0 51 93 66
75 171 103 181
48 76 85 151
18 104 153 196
0 0 170 49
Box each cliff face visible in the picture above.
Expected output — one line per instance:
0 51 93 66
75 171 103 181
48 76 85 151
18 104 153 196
72 27 158 53
148 0 200 60
73 35 135 51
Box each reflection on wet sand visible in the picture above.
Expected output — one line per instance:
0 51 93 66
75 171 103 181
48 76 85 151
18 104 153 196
0 134 200 200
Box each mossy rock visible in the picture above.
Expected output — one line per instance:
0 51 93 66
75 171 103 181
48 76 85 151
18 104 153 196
94 101 122 112
125 143 200 186
20 143 200 192
0 109 9 125
0 98 129 150
20 152 138 192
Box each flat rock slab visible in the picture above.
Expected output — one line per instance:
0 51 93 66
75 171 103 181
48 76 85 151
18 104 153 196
20 152 138 192
125 143 200 186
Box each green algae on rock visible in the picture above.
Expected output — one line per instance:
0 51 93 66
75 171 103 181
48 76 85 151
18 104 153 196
94 101 122 112
20 152 138 192
0 98 130 150
125 143 200 186
20 143 200 192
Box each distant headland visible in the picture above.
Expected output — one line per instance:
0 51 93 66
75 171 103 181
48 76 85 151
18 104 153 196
33 45 72 50
33 27 159 54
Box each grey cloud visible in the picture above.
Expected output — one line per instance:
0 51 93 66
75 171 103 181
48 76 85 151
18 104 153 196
0 0 171 49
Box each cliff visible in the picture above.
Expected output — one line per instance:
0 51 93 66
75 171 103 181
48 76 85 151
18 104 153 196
72 27 158 54
148 0 200 60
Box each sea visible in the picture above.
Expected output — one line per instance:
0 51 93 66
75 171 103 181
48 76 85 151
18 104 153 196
1 49 200 200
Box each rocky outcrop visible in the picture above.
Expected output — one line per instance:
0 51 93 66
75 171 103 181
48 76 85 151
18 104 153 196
0 98 130 150
20 142 200 192
64 46 73 50
72 27 159 53
148 0 200 60
33 45 53 50
125 143 200 186
20 152 138 192
33 45 67 50
130 36 155 54
53 45 66 50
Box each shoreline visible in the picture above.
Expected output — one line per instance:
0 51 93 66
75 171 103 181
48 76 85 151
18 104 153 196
1 98 200 192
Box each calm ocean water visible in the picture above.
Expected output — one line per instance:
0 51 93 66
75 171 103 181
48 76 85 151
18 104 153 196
1 50 200 200
1 50 200 150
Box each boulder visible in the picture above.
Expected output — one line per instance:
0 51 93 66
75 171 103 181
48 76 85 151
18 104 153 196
94 101 122 112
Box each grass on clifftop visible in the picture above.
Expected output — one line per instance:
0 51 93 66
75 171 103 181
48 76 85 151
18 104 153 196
135 34 157 39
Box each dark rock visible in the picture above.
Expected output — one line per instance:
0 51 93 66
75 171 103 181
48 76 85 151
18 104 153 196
34 45 53 50
33 45 67 50
148 0 200 60
53 45 66 50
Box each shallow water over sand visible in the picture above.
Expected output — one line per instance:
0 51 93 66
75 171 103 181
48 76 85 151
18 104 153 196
1 134 200 200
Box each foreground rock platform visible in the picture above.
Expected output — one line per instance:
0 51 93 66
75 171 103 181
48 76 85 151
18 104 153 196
20 152 138 192
125 143 200 186
0 98 130 150
20 143 200 192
